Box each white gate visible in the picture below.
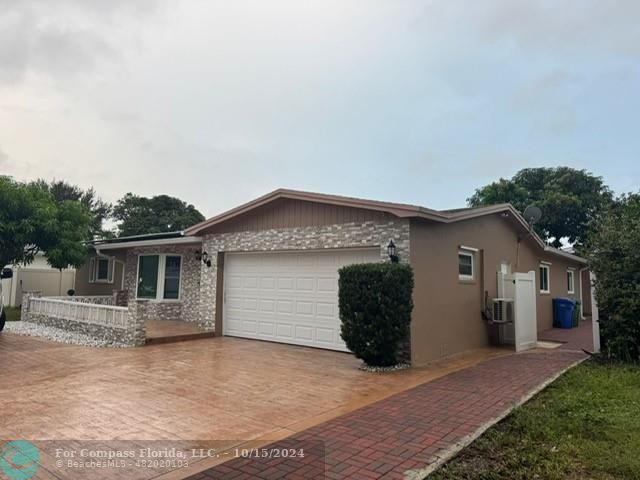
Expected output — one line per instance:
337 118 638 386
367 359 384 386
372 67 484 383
497 270 537 352
512 271 537 352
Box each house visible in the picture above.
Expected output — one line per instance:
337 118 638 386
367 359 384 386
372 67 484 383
77 189 590 365
2 253 76 307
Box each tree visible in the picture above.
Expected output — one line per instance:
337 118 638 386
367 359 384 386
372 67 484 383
586 193 640 361
112 193 205 237
0 176 91 269
468 167 613 248
31 179 112 240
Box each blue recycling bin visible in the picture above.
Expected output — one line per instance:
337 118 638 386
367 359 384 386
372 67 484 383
553 298 577 329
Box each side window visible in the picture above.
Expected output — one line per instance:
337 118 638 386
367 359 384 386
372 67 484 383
96 259 110 282
458 248 475 281
89 257 113 283
539 264 550 293
567 270 575 294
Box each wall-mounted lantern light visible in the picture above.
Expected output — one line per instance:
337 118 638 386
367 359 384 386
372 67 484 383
387 240 399 263
195 250 212 267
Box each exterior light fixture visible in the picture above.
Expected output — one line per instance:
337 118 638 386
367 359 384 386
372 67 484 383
195 250 212 267
387 240 399 263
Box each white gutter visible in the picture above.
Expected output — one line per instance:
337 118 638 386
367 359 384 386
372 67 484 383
94 236 202 250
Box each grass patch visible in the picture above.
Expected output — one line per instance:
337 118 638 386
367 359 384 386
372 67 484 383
4 306 21 321
430 361 640 480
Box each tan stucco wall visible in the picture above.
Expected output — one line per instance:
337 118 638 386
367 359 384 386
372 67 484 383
409 214 583 365
74 253 125 296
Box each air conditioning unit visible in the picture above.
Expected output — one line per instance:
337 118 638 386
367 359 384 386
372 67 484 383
492 298 514 324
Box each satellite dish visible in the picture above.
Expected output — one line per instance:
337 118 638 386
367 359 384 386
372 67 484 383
523 205 542 225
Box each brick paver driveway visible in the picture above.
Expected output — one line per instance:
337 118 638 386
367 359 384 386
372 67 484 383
0 332 503 478
189 349 587 480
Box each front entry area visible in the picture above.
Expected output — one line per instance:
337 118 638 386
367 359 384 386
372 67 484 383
223 248 381 351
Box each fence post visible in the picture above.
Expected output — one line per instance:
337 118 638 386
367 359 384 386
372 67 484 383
20 291 42 322
126 297 147 346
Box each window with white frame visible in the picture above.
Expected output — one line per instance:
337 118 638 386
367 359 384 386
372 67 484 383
567 269 575 294
89 257 114 283
539 264 550 293
458 248 475 281
136 254 182 300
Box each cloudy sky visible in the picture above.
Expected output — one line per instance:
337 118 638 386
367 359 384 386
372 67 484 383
1 0 638 217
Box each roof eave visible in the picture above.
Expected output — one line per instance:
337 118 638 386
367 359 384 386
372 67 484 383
543 246 588 265
185 189 448 235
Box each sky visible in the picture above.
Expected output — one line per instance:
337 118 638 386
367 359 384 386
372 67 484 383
1 0 638 218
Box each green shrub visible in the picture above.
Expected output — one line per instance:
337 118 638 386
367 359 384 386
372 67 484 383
338 262 414 367
587 193 640 362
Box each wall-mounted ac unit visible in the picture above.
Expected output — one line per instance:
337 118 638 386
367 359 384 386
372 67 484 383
492 298 514 324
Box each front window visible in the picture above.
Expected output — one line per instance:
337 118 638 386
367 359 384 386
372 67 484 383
163 256 182 299
458 250 475 281
539 264 550 293
96 259 110 282
136 254 182 300
567 270 575 294
89 257 113 283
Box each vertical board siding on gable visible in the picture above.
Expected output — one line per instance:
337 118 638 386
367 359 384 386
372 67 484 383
207 198 391 233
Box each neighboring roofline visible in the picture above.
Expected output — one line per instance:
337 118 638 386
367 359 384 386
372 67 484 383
183 188 586 264
543 246 587 264
91 236 202 252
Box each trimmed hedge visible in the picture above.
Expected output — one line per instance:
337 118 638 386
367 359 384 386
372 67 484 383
338 262 414 367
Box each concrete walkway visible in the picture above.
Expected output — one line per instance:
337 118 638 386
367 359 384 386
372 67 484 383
189 348 586 480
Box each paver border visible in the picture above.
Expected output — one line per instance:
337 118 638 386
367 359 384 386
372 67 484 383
405 354 587 480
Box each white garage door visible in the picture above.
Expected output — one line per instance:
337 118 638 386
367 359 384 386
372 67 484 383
223 248 381 351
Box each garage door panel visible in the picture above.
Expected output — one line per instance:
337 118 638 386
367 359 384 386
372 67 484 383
277 277 295 290
223 248 380 351
260 277 276 289
296 301 314 315
295 277 314 291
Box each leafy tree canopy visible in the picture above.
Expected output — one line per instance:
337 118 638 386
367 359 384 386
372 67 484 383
112 193 205 237
31 179 112 240
586 193 640 361
468 167 613 248
0 176 91 269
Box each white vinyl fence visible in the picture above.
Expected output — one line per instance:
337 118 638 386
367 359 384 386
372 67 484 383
29 297 128 329
46 295 116 306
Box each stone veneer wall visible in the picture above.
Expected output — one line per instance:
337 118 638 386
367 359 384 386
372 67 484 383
123 244 202 325
198 219 411 350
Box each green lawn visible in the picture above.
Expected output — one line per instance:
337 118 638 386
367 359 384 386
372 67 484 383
4 306 21 322
430 361 640 480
